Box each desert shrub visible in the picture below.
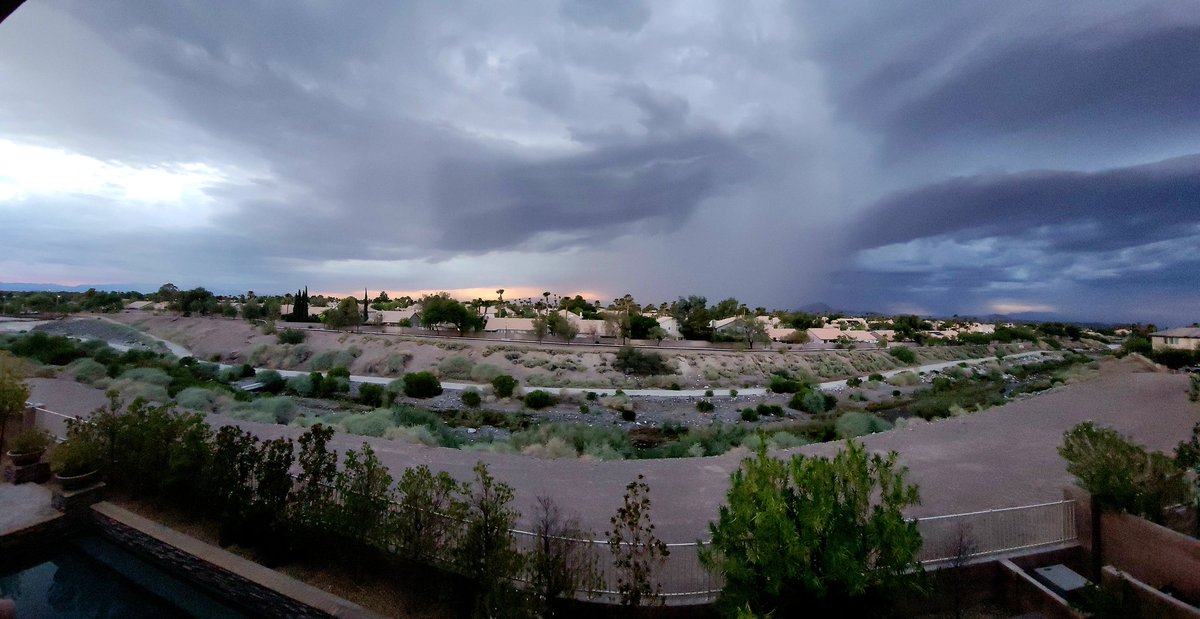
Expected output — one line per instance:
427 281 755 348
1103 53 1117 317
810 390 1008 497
175 387 230 413
524 390 556 410
788 389 836 414
108 379 170 403
741 408 759 422
469 363 503 383
437 355 476 380
255 369 286 394
403 372 443 398
277 330 306 344
621 410 636 422
1060 421 1189 523
835 412 894 438
729 389 738 397
393 407 460 447
462 389 482 408
492 375 518 398
585 391 598 401
887 371 920 387
232 396 297 424
119 367 172 386
579 404 590 414
612 347 672 376
756 403 784 417
66 358 108 385
889 347 916 364
704 389 714 398
768 376 805 394
249 344 312 369
383 425 441 447
310 347 360 372
697 400 715 413
286 373 315 397
510 423 630 459
869 373 885 382
846 377 863 388
341 408 397 437
602 393 635 413
357 383 385 407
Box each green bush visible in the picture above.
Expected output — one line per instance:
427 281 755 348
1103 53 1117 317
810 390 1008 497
524 390 556 409
889 347 916 364
741 408 759 422
358 383 385 407
403 372 443 399
768 376 806 394
612 346 672 376
491 375 517 398
66 358 108 385
756 403 783 417
461 389 482 408
788 389 836 414
175 387 229 413
340 408 396 437
277 330 306 344
393 407 460 447
835 412 894 438
437 355 476 380
621 409 636 422
119 367 172 386
232 396 297 424
255 369 285 394
886 371 920 387
697 400 715 413
286 373 315 397
310 347 360 371
869 373 884 382
469 363 504 383
846 377 863 387
704 389 714 398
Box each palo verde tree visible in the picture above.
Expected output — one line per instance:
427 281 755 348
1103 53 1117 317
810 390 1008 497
701 440 923 617
421 294 483 335
607 474 670 607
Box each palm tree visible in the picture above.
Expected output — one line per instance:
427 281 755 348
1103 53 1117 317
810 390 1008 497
496 289 505 304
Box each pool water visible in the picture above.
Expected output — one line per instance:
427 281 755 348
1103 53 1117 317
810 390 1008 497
0 536 247 618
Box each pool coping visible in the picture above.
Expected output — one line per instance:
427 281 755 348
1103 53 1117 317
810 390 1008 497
91 502 385 619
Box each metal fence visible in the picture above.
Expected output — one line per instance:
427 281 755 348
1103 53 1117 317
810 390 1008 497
915 499 1078 564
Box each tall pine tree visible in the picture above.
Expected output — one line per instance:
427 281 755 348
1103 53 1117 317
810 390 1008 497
363 288 369 322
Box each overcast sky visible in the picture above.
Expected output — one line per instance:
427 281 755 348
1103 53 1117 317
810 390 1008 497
1 1 1197 323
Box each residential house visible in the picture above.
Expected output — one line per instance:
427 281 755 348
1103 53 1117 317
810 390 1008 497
482 317 536 336
1150 327 1200 352
656 316 682 339
807 328 878 345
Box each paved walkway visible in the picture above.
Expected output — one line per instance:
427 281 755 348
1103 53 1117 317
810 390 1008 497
0 483 58 536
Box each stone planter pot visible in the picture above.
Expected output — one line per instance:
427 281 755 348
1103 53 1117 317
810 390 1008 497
56 469 99 491
7 449 44 467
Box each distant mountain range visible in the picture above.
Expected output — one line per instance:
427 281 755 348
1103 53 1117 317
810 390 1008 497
793 301 1119 328
0 282 144 293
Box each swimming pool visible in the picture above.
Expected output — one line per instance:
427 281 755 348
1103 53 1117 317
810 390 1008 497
0 535 247 618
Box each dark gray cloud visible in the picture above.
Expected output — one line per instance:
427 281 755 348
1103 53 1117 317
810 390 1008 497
1 1 1197 322
837 155 1200 320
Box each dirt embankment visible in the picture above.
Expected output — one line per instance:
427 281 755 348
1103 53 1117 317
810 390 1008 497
106 312 1031 389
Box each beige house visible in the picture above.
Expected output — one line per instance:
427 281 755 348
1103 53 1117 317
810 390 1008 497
482 317 536 335
1151 327 1200 351
370 306 422 325
807 328 878 345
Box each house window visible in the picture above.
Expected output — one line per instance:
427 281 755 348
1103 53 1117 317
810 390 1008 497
1167 337 1180 346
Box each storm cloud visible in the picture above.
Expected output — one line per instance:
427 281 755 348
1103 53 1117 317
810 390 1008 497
0 0 1197 322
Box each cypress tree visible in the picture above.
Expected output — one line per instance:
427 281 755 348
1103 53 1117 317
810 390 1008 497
363 288 369 322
